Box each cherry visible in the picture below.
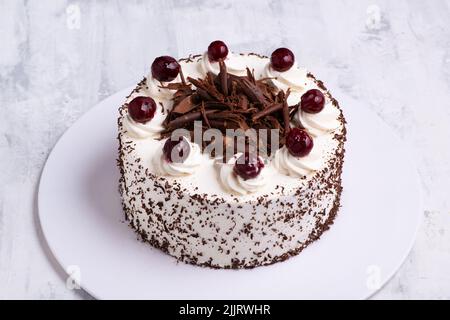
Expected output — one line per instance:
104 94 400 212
301 89 325 113
286 128 314 157
233 153 264 180
151 56 180 82
127 96 157 123
208 40 229 62
270 48 295 72
163 137 190 163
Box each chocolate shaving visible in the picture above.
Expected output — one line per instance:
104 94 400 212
200 101 211 128
167 110 216 129
204 101 230 110
179 68 187 86
246 68 255 84
172 95 196 114
162 60 302 155
282 90 291 135
251 103 282 122
234 76 266 106
219 59 228 96
188 76 224 102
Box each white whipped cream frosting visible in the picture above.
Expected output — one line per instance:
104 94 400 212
273 144 323 177
217 154 268 195
153 138 203 176
296 100 341 137
200 52 248 76
264 62 310 92
123 111 165 139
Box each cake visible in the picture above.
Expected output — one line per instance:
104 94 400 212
117 41 346 269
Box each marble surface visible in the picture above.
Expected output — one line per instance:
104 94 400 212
0 0 449 300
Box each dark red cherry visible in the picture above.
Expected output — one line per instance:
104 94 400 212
270 47 295 72
151 56 180 82
163 137 190 163
233 153 264 180
127 96 157 123
286 128 314 157
301 89 325 113
208 40 229 62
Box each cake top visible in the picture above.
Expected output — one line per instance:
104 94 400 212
162 58 293 157
120 40 345 197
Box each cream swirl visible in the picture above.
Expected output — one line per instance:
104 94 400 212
263 62 309 92
273 145 323 177
217 154 267 195
153 138 202 176
123 111 165 139
200 52 248 76
296 101 341 137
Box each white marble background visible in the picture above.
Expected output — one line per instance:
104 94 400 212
0 0 449 299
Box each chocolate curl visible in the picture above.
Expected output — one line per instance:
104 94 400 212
282 90 291 136
187 77 207 90
246 68 255 84
172 95 196 114
219 59 228 96
208 119 236 130
197 88 215 101
207 111 250 131
285 88 291 101
179 67 187 86
283 100 290 135
235 77 266 105
200 101 211 128
235 107 259 114
167 110 216 129
204 101 230 109
208 119 249 131
230 79 238 97
251 103 282 122
187 77 214 100
162 83 186 90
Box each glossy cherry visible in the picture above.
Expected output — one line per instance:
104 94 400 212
127 96 157 123
208 40 229 62
301 89 325 113
163 137 190 163
233 153 264 180
286 128 314 157
270 47 295 72
151 56 180 82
